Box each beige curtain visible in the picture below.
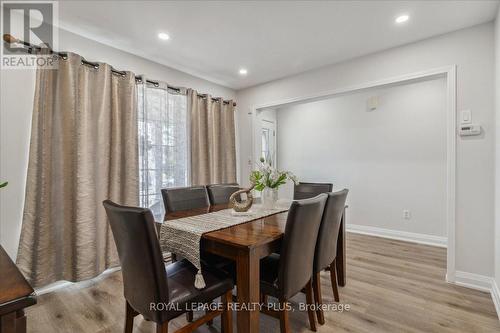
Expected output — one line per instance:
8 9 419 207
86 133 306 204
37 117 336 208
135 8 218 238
188 90 236 185
17 53 139 287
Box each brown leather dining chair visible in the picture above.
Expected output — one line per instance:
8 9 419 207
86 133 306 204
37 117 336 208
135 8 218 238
161 186 210 262
103 200 233 333
312 189 349 325
161 186 210 213
259 194 327 333
206 183 240 205
293 182 333 200
160 186 229 323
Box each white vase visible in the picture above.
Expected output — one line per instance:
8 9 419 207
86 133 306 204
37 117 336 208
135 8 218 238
262 187 278 209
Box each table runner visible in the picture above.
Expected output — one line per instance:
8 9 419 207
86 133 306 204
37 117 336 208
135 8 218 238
159 203 290 289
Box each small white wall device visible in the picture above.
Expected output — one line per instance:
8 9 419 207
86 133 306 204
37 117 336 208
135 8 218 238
367 96 379 111
459 124 481 136
458 109 480 136
461 110 472 124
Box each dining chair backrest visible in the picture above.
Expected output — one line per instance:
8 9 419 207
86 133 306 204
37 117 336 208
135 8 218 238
161 186 209 213
278 194 327 299
103 200 169 322
313 189 349 273
206 183 240 205
293 182 333 200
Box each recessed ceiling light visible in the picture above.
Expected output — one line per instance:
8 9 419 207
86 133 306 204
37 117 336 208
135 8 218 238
395 15 409 24
158 32 170 40
239 68 248 75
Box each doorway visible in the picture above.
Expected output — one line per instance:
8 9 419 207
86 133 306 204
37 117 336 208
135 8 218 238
255 108 278 167
250 66 457 282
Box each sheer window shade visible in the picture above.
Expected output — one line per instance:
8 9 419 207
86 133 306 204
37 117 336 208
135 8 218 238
138 83 188 220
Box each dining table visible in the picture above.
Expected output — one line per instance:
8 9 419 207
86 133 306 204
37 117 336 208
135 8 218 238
0 246 36 333
160 203 347 333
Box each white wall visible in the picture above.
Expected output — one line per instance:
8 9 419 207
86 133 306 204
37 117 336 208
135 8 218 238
276 77 447 238
236 23 495 278
494 6 500 298
0 21 235 260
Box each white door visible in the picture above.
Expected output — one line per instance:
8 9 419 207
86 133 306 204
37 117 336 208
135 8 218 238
261 119 276 166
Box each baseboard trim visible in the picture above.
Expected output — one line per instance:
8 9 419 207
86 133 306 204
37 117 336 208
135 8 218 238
346 224 447 248
491 279 500 320
35 266 121 295
454 271 494 292
453 271 500 320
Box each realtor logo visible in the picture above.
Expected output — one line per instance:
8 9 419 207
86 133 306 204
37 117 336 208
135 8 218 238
1 1 58 68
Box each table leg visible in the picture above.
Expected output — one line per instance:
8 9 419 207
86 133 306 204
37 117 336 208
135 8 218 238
0 312 17 333
336 208 347 287
15 310 26 333
236 248 260 333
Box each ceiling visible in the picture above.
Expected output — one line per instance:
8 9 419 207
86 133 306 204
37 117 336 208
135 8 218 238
57 1 499 90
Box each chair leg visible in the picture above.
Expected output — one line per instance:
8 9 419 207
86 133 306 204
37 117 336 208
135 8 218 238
278 298 290 333
206 301 214 326
221 290 233 333
125 301 135 333
260 293 268 305
156 321 169 333
313 272 325 325
305 280 317 332
330 260 340 302
207 317 213 326
171 253 177 262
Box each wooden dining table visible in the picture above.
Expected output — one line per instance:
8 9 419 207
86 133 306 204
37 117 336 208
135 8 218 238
161 203 346 333
0 246 36 333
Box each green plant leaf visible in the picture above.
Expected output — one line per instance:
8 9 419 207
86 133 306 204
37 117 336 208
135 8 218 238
0 181 8 188
271 173 287 188
254 183 265 191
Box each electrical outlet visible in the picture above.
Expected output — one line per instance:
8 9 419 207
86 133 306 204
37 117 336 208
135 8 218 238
403 210 411 220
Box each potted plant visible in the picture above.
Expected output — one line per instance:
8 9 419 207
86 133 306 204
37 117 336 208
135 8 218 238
250 157 297 209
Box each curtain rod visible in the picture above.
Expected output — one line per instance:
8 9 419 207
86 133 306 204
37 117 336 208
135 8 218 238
2 34 237 107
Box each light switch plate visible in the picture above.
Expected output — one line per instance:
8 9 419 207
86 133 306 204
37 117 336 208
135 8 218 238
461 110 472 124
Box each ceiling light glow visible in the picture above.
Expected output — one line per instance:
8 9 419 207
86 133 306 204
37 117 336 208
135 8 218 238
158 32 170 40
239 68 248 75
395 15 409 24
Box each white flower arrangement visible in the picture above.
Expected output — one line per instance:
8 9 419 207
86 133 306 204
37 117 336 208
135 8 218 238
249 157 298 191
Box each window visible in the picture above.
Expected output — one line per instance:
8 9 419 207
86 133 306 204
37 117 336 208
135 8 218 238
138 84 188 220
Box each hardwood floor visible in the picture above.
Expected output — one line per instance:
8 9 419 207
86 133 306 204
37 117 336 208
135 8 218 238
26 233 500 332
